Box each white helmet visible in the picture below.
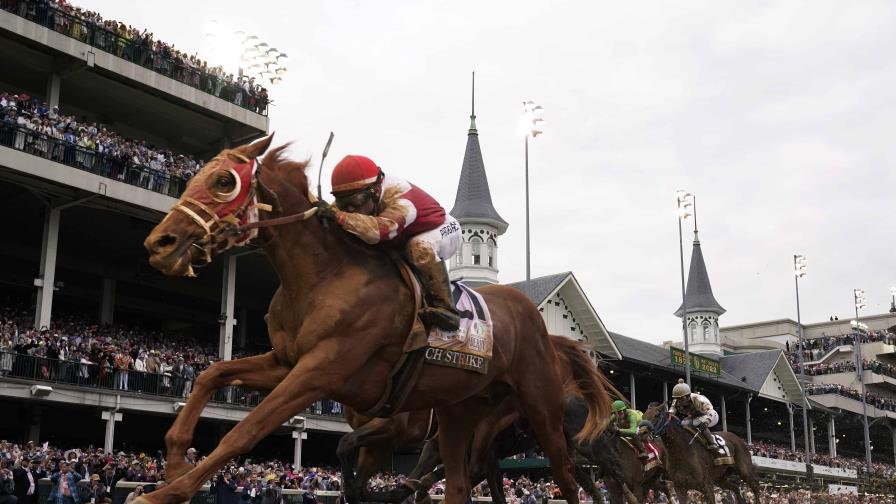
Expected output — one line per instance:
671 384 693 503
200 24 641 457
672 378 691 398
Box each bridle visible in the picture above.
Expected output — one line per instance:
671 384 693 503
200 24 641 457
171 154 320 268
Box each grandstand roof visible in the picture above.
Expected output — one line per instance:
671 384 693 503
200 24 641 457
508 272 620 359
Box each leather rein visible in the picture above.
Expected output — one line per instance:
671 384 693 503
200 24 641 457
171 155 320 267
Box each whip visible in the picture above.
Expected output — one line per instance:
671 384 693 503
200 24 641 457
316 132 335 228
317 131 335 202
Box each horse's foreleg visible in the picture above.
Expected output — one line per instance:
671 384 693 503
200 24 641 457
164 352 288 481
140 358 328 504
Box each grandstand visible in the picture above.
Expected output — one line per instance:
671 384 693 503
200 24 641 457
0 2 350 468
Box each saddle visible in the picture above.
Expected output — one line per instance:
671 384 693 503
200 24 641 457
620 437 662 471
681 426 734 466
358 254 494 418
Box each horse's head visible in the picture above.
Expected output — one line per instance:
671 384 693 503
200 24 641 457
144 135 275 277
643 401 671 435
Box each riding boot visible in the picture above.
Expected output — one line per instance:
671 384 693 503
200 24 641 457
701 428 722 455
417 261 461 331
631 436 650 460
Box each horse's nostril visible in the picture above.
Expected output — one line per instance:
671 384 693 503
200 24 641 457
153 234 178 252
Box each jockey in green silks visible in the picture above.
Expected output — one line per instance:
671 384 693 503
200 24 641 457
611 400 649 460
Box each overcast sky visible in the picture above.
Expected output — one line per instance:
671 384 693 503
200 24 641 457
80 0 896 344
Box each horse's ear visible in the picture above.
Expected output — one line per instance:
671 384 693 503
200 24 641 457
236 133 275 160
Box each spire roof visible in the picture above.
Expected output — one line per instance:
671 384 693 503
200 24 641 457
675 231 726 317
449 73 508 234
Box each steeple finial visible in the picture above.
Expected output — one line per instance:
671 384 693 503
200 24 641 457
693 195 700 243
469 71 477 133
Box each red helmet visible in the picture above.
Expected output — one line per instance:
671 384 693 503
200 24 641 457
331 155 382 194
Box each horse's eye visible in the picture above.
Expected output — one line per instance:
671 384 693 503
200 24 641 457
217 176 231 187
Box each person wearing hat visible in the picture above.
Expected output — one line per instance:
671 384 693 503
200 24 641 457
317 155 463 331
669 379 723 455
84 474 110 504
13 456 38 504
49 461 81 504
609 400 649 460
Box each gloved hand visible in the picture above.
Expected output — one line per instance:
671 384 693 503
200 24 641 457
314 200 338 223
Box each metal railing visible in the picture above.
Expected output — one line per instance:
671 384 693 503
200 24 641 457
0 124 189 197
2 2 269 116
0 350 343 417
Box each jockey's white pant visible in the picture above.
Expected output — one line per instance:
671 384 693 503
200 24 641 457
681 410 719 429
407 215 461 263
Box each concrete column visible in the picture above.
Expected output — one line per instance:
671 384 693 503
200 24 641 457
102 411 122 453
629 372 636 408
35 207 61 329
720 395 727 432
100 278 116 324
828 415 837 458
808 416 816 454
788 404 796 452
292 429 305 469
890 425 895 466
28 406 42 442
237 307 249 349
663 380 669 404
46 74 61 110
745 395 752 445
219 255 237 361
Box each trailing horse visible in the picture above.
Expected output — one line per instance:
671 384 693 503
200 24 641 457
642 402 761 504
140 137 612 504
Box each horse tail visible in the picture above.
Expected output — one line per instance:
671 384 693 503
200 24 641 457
550 335 612 443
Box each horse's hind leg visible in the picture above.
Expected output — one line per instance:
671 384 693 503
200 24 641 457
515 390 579 504
718 478 745 504
436 401 488 504
336 416 405 504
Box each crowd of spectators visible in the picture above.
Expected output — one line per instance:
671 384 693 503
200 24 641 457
806 384 896 413
749 441 896 479
796 360 857 376
0 0 270 115
0 90 201 197
0 301 342 416
787 331 896 363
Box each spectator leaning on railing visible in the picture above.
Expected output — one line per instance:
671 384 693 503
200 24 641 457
0 0 270 115
0 91 201 197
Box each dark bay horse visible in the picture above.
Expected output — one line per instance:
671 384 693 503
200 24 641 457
140 137 611 504
642 403 761 504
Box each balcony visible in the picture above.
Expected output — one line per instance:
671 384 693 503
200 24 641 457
0 6 268 132
0 350 347 429
0 123 185 207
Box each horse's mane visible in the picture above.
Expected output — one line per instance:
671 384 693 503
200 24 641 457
260 144 313 200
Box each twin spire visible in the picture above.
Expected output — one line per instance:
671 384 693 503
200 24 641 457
450 72 508 233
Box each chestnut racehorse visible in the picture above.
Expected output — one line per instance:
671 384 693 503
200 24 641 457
141 137 611 504
338 336 624 504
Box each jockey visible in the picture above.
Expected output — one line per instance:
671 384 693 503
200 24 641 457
669 379 723 455
320 155 462 331
610 400 649 460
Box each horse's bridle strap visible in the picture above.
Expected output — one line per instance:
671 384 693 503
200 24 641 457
236 206 318 233
173 201 214 236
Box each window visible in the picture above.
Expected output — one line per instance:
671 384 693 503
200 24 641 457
455 249 463 266
471 237 482 265
702 320 711 342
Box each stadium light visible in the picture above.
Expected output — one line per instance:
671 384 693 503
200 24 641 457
521 99 545 296
792 254 812 478
676 190 695 386
853 287 872 469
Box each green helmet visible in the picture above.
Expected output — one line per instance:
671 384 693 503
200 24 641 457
612 400 627 412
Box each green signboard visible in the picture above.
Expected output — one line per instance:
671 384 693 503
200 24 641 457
669 347 720 376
